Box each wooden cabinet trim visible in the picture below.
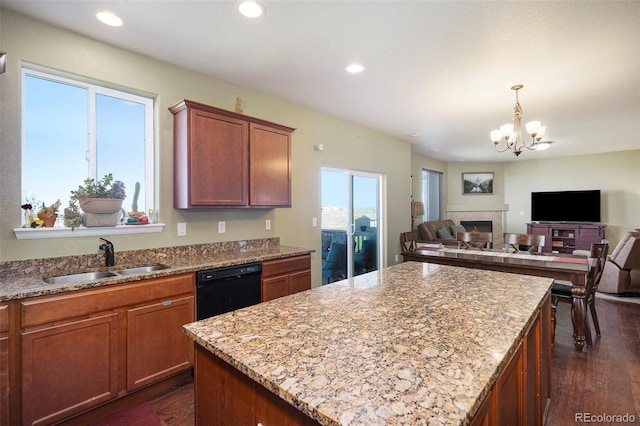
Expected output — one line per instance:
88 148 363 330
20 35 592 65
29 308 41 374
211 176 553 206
262 255 311 277
0 304 8 333
21 273 195 328
170 99 295 133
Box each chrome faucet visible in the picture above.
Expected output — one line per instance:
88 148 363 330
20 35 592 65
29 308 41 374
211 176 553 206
99 238 115 267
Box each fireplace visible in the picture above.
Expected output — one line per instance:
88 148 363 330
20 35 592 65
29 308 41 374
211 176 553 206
461 220 493 233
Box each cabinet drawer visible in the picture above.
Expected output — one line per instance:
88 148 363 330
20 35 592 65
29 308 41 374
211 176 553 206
21 273 195 328
262 255 311 278
0 304 7 333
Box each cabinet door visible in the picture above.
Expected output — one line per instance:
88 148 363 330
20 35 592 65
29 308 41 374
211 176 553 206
527 224 552 253
126 296 195 391
495 342 525 426
189 108 248 206
262 275 290 302
0 304 8 426
289 270 312 295
21 313 119 426
575 226 605 251
249 123 291 206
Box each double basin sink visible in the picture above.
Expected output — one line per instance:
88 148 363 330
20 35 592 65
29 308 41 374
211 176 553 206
43 264 171 285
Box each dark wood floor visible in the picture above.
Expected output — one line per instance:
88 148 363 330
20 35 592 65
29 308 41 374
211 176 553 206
148 296 640 425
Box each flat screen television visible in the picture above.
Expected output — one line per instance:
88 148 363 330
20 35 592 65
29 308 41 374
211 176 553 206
531 190 601 223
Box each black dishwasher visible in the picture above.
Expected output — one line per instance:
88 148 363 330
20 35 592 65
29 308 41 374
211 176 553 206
196 263 262 320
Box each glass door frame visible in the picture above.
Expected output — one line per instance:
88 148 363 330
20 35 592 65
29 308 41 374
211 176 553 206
321 166 383 281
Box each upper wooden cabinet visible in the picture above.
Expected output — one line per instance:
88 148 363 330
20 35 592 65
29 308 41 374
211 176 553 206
169 99 294 208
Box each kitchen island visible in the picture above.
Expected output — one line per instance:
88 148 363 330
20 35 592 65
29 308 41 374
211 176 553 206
183 261 553 425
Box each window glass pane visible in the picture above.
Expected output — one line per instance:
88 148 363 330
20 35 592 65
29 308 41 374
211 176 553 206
96 94 146 212
421 169 441 221
22 68 154 228
24 75 88 209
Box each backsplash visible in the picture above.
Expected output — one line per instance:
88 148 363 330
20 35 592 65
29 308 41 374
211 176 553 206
0 238 280 278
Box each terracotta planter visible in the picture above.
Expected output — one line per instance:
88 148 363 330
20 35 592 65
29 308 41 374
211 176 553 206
78 198 123 214
37 212 57 228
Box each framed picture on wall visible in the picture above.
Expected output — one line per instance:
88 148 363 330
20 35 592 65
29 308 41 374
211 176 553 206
462 172 493 194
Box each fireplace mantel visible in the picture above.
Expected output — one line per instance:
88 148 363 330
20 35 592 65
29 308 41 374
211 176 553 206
446 204 509 212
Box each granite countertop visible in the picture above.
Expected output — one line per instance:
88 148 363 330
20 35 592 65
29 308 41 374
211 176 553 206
183 261 552 426
0 243 312 302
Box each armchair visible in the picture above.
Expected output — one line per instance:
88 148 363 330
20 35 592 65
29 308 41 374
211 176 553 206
598 231 640 294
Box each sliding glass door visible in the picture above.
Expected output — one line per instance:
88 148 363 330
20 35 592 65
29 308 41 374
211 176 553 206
321 167 382 284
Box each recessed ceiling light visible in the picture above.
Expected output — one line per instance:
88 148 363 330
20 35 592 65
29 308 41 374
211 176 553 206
346 63 365 74
238 1 265 18
96 11 123 27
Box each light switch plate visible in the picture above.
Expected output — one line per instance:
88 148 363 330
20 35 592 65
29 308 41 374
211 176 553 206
266 219 271 230
218 221 226 233
177 223 186 236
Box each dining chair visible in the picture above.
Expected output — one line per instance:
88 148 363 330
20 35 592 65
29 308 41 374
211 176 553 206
503 233 546 254
457 231 493 250
400 231 419 252
550 241 609 345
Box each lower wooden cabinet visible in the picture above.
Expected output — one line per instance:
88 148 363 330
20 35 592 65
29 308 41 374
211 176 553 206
18 273 195 425
471 293 551 426
21 313 119 426
126 295 194 391
262 254 311 302
0 303 9 426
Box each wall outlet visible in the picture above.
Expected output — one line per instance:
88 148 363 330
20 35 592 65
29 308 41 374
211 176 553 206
177 222 186 236
312 217 318 227
395 254 399 263
266 219 271 230
218 221 226 233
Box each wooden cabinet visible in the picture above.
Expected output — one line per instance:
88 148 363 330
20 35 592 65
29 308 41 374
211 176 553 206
0 303 9 426
126 295 194 391
21 313 119 425
262 255 311 302
19 273 195 425
527 223 605 253
470 293 551 426
170 99 294 208
195 345 319 426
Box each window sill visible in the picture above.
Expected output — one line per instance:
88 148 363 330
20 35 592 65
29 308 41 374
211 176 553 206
14 223 165 240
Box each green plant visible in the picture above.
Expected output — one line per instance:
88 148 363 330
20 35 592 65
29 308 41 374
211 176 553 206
63 200 82 230
70 173 126 200
37 199 61 219
131 181 140 212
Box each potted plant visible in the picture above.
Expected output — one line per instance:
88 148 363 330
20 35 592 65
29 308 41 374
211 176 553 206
37 199 61 227
70 174 126 227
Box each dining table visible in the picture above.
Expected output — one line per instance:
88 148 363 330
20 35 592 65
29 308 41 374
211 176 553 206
402 245 592 352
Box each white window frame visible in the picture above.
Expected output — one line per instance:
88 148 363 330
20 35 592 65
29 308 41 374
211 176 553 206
14 66 162 239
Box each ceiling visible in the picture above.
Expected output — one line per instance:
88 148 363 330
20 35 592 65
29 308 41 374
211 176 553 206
2 0 639 162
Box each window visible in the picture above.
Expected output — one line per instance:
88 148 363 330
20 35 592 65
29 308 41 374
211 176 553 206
21 68 154 225
421 169 442 221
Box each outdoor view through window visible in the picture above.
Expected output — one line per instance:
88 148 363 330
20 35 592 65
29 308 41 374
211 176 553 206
22 69 153 226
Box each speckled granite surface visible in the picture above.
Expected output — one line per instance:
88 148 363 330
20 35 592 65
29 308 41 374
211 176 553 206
0 238 313 301
183 261 552 426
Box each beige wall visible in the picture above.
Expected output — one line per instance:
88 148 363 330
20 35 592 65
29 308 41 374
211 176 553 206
0 10 412 287
411 150 640 250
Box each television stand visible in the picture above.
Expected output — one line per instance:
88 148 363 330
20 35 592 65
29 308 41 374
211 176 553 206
527 223 606 254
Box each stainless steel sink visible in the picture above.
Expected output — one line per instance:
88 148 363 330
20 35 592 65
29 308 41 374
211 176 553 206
114 264 171 275
43 264 171 284
43 271 119 285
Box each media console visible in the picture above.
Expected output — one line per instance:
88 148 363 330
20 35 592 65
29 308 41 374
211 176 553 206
527 223 606 254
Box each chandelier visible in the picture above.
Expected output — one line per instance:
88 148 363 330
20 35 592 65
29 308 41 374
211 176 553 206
490 84 547 157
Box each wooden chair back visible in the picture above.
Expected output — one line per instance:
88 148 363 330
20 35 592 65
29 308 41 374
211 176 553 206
457 231 493 250
503 233 546 254
400 231 419 252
